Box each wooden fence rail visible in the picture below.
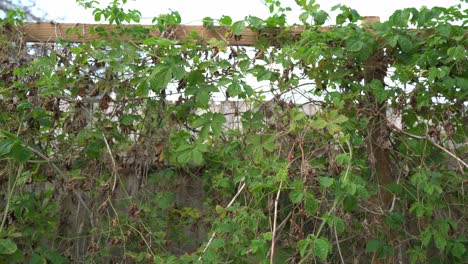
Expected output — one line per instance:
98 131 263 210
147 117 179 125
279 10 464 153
19 22 300 46
18 17 379 45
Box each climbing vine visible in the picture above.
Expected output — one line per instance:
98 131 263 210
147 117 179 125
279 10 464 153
0 0 466 263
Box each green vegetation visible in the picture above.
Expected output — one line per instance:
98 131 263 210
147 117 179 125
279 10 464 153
0 0 466 263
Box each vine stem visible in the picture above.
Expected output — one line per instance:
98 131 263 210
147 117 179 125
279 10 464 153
102 133 118 193
26 146 94 227
388 123 467 170
0 164 23 233
270 180 283 264
126 224 154 255
299 138 352 263
26 146 64 177
298 199 338 264
334 217 345 264
198 181 246 261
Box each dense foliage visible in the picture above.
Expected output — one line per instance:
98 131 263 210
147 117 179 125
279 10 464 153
0 0 466 263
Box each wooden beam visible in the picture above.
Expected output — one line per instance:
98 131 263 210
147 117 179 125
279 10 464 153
19 22 304 46
18 17 379 45
362 16 380 24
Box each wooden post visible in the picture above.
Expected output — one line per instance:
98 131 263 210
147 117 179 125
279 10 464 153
361 16 396 208
361 16 406 264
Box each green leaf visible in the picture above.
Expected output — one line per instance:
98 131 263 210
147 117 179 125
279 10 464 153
45 250 68 264
17 101 32 111
365 239 381 253
436 24 451 38
175 142 192 153
9 144 32 163
421 228 432 246
335 153 350 166
238 60 250 71
135 81 149 97
343 196 357 212
330 216 345 234
156 192 174 210
0 138 17 156
36 117 53 128
451 241 465 258
256 69 273 81
319 177 334 188
176 150 191 164
218 221 234 233
17 171 31 186
384 212 406 228
433 232 446 251
191 149 204 165
456 77 468 90
311 118 327 129
242 83 254 96
211 113 226 136
250 239 267 254
374 87 390 104
83 138 104 159
195 91 210 107
143 37 158 46
94 11 102 22
0 239 17 255
192 113 210 128
0 130 18 140
149 65 172 92
299 12 309 23
333 115 348 124
439 221 450 235
447 45 465 61
347 39 364 52
313 10 328 25
304 193 318 216
289 190 304 204
397 35 413 52
313 237 330 261
390 9 410 27
409 202 430 217
231 20 245 35
202 17 214 30
336 13 346 24
387 35 399 47
219 15 232 26
187 70 205 85
121 115 139 126
191 113 225 138
297 238 311 256
246 16 264 29
227 82 242 97
262 135 276 152
30 253 47 264
429 68 439 83
408 246 426 264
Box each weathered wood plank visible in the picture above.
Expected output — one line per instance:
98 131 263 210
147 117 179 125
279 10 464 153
19 22 304 46
18 17 379 45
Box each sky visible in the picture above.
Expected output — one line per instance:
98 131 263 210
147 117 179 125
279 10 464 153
33 0 466 25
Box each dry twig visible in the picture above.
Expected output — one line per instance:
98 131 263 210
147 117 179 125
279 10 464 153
198 181 246 261
270 180 283 264
388 124 467 171
102 133 119 193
